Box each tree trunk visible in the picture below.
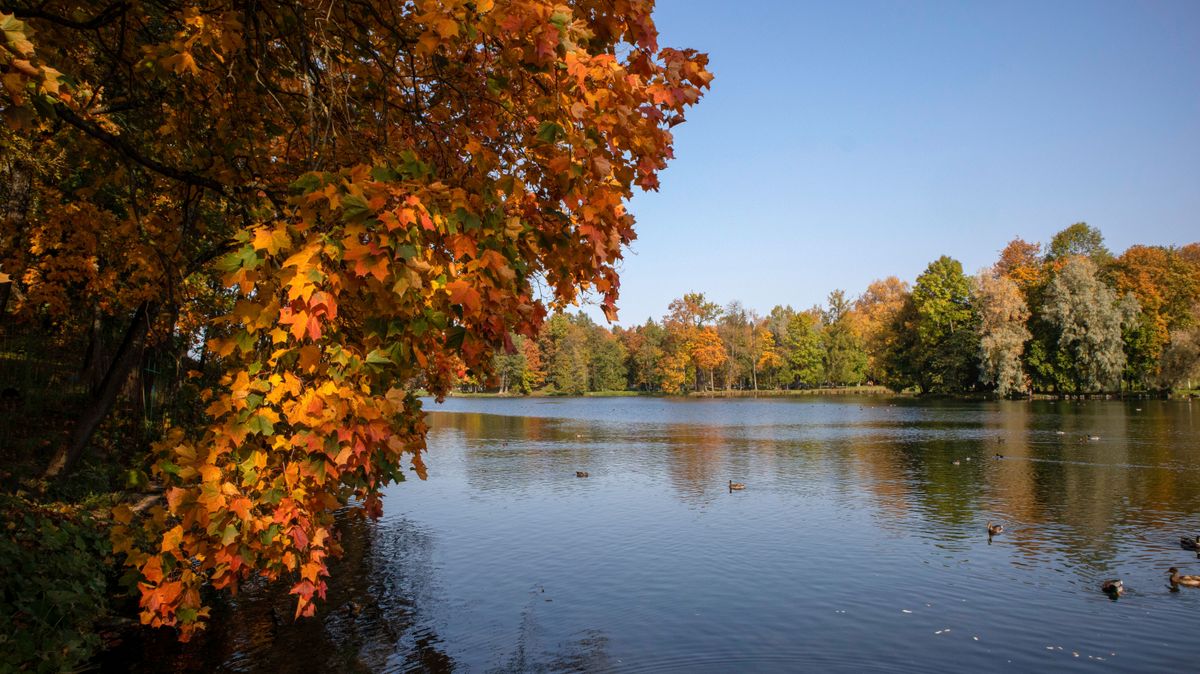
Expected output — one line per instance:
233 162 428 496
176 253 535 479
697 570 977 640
44 302 154 479
0 161 32 330
79 312 107 395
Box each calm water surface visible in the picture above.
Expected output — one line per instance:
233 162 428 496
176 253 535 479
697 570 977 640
109 397 1200 672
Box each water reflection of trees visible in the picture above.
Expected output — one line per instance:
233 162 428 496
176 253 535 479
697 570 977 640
438 401 1200 577
853 401 1200 570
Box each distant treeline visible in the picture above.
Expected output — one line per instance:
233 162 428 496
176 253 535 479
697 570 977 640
467 223 1200 397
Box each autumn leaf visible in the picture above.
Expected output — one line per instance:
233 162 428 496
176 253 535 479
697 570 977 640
445 279 482 315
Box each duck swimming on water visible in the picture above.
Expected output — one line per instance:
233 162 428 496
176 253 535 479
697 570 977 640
1167 567 1200 589
1181 535 1199 551
1101 579 1124 597
729 480 746 492
987 522 1004 537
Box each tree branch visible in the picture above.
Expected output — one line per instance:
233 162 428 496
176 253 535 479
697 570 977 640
53 103 231 196
2 2 130 31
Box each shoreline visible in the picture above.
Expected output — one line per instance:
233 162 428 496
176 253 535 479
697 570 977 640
438 387 1195 401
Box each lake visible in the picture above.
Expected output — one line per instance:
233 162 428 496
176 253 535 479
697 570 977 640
107 396 1200 672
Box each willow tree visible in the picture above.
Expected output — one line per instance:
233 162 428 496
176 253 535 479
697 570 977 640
1 1 709 637
1043 256 1138 393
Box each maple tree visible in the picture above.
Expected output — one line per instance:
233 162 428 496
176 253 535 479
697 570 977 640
1 1 709 638
853 276 910 384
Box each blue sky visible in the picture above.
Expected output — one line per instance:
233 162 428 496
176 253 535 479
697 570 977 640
593 0 1199 325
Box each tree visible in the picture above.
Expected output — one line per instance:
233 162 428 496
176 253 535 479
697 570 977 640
1110 245 1200 388
586 322 628 392
667 292 721 329
518 335 545 394
1160 304 1200 390
753 324 783 390
974 270 1031 396
493 338 526 394
717 301 754 390
822 290 866 385
621 319 666 391
690 327 727 392
854 277 910 384
785 310 825 387
2 3 709 637
765 305 798 387
1046 222 1111 265
898 256 979 394
995 238 1045 296
1042 256 1138 392
543 314 590 394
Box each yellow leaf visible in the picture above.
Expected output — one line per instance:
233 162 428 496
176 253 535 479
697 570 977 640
252 225 290 256
162 525 184 552
434 18 459 38
112 504 134 525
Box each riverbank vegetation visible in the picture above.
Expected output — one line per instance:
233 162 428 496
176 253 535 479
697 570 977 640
0 2 709 669
474 223 1200 398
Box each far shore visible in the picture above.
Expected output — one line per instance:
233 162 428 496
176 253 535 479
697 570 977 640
436 387 1195 401
441 386 898 399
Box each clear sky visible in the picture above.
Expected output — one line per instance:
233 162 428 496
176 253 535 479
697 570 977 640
594 0 1200 325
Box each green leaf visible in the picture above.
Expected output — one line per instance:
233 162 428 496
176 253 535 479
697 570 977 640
536 121 565 144
365 349 393 365
548 10 570 29
455 207 481 231
246 415 274 436
341 194 372 223
260 523 281 545
289 173 324 194
370 165 400 182
214 251 244 273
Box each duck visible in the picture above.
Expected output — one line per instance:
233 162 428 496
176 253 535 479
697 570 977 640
1180 536 1200 551
1167 567 1200 589
951 460 961 466
993 453 1004 460
1087 435 1101 441
987 522 1004 537
1101 579 1124 597
575 471 589 478
728 480 746 492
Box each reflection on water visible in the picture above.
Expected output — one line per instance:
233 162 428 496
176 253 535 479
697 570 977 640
107 398 1200 672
